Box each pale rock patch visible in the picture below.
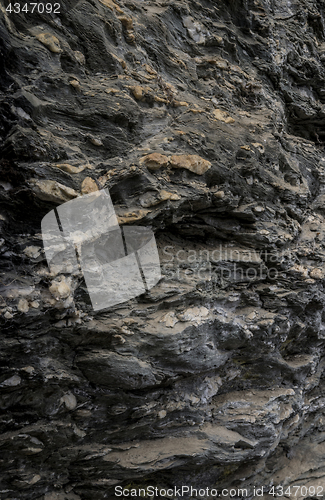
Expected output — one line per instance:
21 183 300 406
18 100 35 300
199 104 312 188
170 154 211 175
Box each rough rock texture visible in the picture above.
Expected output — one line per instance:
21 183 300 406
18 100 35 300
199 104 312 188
2 0 325 498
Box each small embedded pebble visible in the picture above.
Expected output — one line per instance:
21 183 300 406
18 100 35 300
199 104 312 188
17 298 29 313
49 278 71 300
310 268 325 280
61 393 77 410
69 79 81 90
89 137 103 146
1 375 21 387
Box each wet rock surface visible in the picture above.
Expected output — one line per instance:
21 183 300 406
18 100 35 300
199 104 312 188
1 0 325 498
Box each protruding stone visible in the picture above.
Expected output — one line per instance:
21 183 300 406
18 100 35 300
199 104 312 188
178 306 210 324
140 190 180 207
117 209 151 224
36 33 62 53
1 375 21 387
49 277 71 300
61 392 77 410
170 154 211 175
131 86 144 100
251 142 265 153
213 109 235 123
159 190 181 201
89 136 103 146
310 268 325 279
30 180 78 203
173 100 189 107
160 311 179 328
70 79 81 90
139 153 169 171
118 16 133 30
74 51 85 65
17 298 29 313
24 246 41 258
81 177 98 194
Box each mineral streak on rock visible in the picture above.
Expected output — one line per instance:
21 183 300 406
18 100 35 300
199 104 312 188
2 0 325 498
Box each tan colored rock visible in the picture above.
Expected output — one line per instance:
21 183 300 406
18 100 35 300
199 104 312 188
215 59 228 69
105 88 120 95
55 163 85 174
118 16 133 29
81 177 98 194
213 108 235 123
160 311 179 328
89 136 103 146
69 79 81 90
178 306 210 324
154 95 167 103
170 154 211 175
49 277 71 300
117 209 151 224
98 169 115 185
251 142 265 153
98 0 123 13
74 51 85 65
140 190 180 208
36 33 62 53
23 246 41 258
159 190 181 201
144 64 157 76
131 86 144 100
30 179 78 204
139 153 169 171
173 100 189 107
310 268 325 279
17 298 29 313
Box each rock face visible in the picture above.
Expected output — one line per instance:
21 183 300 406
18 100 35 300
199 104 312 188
2 0 325 498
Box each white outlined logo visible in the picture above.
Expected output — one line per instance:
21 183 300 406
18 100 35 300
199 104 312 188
41 189 161 311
